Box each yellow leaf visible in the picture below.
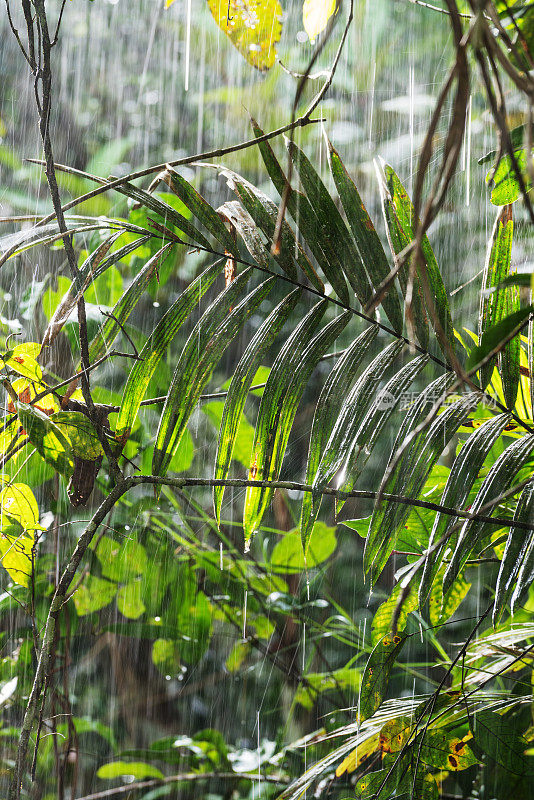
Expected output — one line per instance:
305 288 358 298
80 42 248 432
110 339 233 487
335 733 380 776
303 0 336 43
207 0 283 71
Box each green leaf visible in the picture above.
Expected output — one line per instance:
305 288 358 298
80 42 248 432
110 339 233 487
376 162 429 349
429 567 470 626
286 137 373 308
51 411 103 460
250 118 350 303
97 761 164 781
74 575 117 616
379 716 413 754
295 667 359 710
444 434 534 593
471 710 534 777
494 480 534 622
226 641 251 672
271 522 337 572
371 583 417 644
213 290 300 523
363 373 459 584
487 149 533 206
203 401 254 468
43 236 151 347
477 205 520 404
116 181 211 249
327 138 403 333
115 259 221 445
243 305 351 547
382 163 455 355
303 0 337 41
15 402 74 478
92 535 147 583
163 166 236 251
220 167 324 291
153 273 274 482
117 580 146 620
300 325 379 550
207 0 282 71
359 632 407 721
417 730 478 771
419 413 510 605
88 243 175 363
336 353 429 513
312 340 405 515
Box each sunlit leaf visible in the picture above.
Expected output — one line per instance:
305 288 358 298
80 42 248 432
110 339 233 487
303 0 337 42
207 0 283 71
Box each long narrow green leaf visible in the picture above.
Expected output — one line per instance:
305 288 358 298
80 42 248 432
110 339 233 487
286 138 373 308
375 161 429 349
511 482 534 613
468 306 534 373
382 163 455 355
299 326 379 552
364 387 470 585
43 234 151 347
214 289 301 525
419 413 511 606
220 166 324 291
326 139 403 334
243 308 352 548
116 181 212 249
153 273 274 481
312 340 405 502
88 243 175 363
443 434 534 594
162 166 236 252
494 480 534 624
250 118 350 304
478 205 516 395
336 353 430 513
115 260 222 446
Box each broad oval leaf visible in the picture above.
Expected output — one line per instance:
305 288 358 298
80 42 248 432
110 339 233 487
359 632 407 722
303 0 337 42
15 402 74 479
207 0 282 71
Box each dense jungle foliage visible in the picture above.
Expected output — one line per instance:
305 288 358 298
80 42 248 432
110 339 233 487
1 0 534 799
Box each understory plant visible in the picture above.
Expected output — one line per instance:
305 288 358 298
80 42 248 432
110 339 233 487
1 1 534 800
